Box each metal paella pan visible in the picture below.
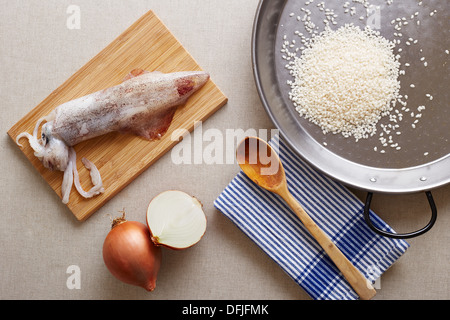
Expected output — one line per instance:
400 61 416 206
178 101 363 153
251 0 450 238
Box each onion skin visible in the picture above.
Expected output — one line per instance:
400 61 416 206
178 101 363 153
103 219 162 291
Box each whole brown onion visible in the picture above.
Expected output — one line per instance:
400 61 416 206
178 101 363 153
103 213 162 291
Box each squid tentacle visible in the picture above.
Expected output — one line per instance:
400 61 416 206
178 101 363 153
70 147 104 200
81 157 105 194
61 158 74 204
33 112 54 138
16 112 56 154
16 132 44 156
17 116 104 204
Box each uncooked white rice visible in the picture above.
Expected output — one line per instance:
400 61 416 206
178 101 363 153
286 24 400 141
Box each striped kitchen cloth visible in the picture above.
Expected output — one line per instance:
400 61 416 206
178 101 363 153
214 135 409 300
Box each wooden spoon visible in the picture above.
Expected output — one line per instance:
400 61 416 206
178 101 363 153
236 136 376 300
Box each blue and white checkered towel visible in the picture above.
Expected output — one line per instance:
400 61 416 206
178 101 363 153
214 135 409 300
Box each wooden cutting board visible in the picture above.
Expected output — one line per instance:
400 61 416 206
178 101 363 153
7 10 228 221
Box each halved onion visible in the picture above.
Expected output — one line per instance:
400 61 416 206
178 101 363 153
146 190 207 250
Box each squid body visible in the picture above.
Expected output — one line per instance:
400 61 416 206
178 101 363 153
16 69 210 204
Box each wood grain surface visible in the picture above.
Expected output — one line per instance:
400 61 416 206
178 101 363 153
7 10 228 221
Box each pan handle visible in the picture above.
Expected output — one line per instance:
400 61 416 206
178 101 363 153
363 191 437 239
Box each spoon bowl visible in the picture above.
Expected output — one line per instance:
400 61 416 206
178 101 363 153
236 136 286 193
236 136 376 300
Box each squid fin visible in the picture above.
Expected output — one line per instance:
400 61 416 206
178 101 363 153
133 107 177 141
123 69 163 82
121 70 209 141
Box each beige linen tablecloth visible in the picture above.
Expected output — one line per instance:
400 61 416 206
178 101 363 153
1 0 449 300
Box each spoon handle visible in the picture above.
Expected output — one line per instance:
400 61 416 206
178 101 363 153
282 191 377 300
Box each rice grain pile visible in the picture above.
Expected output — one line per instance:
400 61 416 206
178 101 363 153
286 24 401 141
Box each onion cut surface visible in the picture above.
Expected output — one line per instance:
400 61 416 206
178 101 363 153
146 190 207 249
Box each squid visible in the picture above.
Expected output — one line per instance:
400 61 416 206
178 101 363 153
16 69 210 204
